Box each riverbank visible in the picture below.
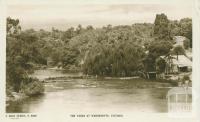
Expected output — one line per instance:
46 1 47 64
6 92 28 107
6 91 44 107
7 77 172 113
43 74 177 83
43 77 177 90
6 92 27 101
33 68 181 84
6 77 44 105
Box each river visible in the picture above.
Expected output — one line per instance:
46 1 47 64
6 69 172 113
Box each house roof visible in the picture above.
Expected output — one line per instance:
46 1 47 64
171 55 192 67
160 55 192 67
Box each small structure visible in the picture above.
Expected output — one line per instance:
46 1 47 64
146 71 157 79
160 55 192 74
167 87 192 113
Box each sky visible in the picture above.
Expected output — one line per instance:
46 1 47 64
7 0 192 30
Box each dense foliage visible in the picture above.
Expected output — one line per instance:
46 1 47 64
6 13 192 93
20 78 44 96
6 18 44 94
83 40 145 76
169 18 192 47
154 13 170 40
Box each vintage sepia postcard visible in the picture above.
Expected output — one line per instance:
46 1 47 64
0 0 200 122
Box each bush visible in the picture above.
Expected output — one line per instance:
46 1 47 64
20 78 44 96
182 75 190 81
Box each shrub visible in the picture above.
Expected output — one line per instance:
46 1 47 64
20 78 44 96
182 75 190 81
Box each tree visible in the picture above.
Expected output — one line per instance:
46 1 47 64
7 17 21 34
83 39 145 76
51 27 61 39
86 25 94 30
156 58 166 73
7 32 42 91
168 20 181 38
61 27 75 43
6 17 44 93
154 13 170 40
148 40 173 58
61 47 80 68
76 24 83 34
144 40 173 72
179 18 192 48
168 18 192 48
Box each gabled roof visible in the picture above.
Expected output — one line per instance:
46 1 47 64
160 55 192 67
171 55 192 67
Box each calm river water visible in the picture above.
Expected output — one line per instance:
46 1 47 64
7 69 171 113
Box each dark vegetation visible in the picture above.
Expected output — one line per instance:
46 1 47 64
6 13 192 94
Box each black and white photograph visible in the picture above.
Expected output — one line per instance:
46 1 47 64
5 0 194 117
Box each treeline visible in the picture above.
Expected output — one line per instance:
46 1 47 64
6 13 192 93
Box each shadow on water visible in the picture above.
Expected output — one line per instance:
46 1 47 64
6 94 45 113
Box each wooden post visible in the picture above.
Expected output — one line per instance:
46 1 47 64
175 94 178 112
186 94 188 103
168 95 170 112
186 94 188 111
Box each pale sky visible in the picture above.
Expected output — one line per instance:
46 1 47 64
7 0 192 30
